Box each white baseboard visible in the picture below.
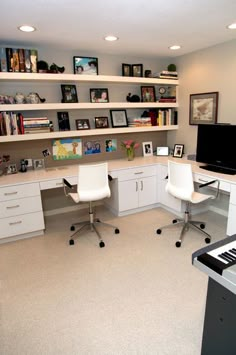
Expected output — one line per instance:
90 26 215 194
209 205 228 217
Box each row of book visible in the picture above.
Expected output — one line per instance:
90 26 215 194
153 70 178 80
128 117 152 127
0 112 51 136
0 48 38 73
156 109 178 126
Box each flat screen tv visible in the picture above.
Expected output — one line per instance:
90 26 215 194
196 123 236 175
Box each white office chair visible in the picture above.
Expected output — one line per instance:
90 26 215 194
156 160 219 247
63 162 120 248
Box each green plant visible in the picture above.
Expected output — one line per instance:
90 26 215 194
167 64 177 72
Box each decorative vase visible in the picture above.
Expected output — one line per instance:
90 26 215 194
126 148 135 161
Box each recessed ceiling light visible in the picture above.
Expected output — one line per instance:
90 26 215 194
18 25 36 33
104 35 119 42
227 23 236 29
169 45 181 50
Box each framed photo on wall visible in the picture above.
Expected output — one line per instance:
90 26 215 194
110 109 128 128
122 63 132 77
132 64 143 77
173 144 184 158
61 85 78 103
73 56 98 75
95 116 109 128
141 86 156 102
90 88 109 103
75 119 90 130
189 92 218 125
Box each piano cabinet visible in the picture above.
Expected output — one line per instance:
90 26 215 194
201 278 236 355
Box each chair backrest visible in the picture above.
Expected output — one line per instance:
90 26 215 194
77 162 111 201
166 160 194 201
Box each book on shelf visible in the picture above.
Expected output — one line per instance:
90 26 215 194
18 49 25 72
24 49 31 73
0 48 7 72
30 49 38 73
12 48 20 72
6 48 13 72
158 97 176 103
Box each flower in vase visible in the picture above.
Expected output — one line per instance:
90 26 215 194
121 139 139 160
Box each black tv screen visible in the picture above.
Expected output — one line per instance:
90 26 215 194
196 124 236 175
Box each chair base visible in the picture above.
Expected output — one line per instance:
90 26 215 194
156 211 211 247
69 202 120 248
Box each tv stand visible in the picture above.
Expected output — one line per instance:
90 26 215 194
200 165 236 175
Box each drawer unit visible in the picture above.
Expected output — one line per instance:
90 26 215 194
0 195 42 218
117 165 156 182
0 182 40 201
194 173 231 193
40 176 77 190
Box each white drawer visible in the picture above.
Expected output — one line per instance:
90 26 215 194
0 182 40 202
194 173 231 193
0 211 45 239
40 176 77 190
118 166 156 181
229 184 236 205
0 195 42 218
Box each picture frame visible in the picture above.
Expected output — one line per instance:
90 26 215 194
90 88 109 103
132 64 143 77
6 164 17 174
84 140 101 155
142 141 153 157
61 85 78 103
141 86 156 102
33 159 45 170
156 147 169 156
189 92 219 125
173 144 184 158
73 56 98 75
57 112 70 131
110 109 128 128
122 63 132 77
75 119 90 130
105 139 117 152
94 116 109 128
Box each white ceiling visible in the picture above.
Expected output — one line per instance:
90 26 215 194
1 0 236 58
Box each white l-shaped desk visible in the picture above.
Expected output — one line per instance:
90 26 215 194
1 156 236 243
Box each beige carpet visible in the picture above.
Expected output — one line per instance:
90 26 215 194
0 206 227 355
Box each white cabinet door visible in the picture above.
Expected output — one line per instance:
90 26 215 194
118 180 139 211
139 176 157 207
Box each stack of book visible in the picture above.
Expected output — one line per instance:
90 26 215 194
128 117 152 127
23 117 51 134
153 70 178 80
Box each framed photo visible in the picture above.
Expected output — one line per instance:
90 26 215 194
105 139 117 152
173 144 184 158
61 85 78 103
156 147 169 156
132 64 143 77
90 88 109 103
122 63 131 77
33 159 45 170
189 92 218 125
142 142 153 157
110 110 128 128
6 164 17 174
57 112 70 131
141 86 156 102
75 119 90 130
95 116 109 128
84 140 101 155
73 56 98 75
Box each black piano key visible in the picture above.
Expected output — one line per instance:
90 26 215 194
229 249 236 256
223 252 235 261
218 254 231 263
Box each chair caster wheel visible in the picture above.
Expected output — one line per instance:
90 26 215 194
173 219 178 224
205 237 211 244
99 241 105 248
70 225 75 231
156 229 162 234
69 239 74 245
96 219 101 223
115 228 120 234
200 223 205 229
176 241 181 247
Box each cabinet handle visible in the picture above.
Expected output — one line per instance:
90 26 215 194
141 181 143 191
4 191 18 196
7 205 20 209
9 221 22 226
134 172 144 175
136 181 138 191
198 178 209 183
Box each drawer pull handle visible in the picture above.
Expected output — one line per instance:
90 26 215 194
198 178 209 183
136 181 138 191
134 172 144 175
7 205 20 209
9 221 22 226
141 181 143 191
4 191 18 196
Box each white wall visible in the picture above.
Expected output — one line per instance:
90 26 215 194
167 39 236 155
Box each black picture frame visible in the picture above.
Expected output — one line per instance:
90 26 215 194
132 64 143 77
61 85 78 103
95 117 109 128
90 88 109 103
173 144 184 158
57 112 70 131
122 63 132 77
110 110 128 128
189 92 218 125
141 86 156 102
73 56 98 75
75 119 90 130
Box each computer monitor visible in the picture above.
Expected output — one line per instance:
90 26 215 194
196 123 236 175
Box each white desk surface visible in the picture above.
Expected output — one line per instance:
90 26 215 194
1 156 236 188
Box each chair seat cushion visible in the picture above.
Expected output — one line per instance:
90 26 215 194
69 186 111 203
190 191 214 204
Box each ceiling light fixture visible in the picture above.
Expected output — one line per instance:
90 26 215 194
104 35 118 42
227 22 236 29
18 25 36 33
169 45 181 50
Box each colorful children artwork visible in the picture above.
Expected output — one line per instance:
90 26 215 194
52 138 82 160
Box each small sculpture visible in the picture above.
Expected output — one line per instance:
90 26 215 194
126 93 140 102
50 63 65 73
26 92 46 104
15 93 25 104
